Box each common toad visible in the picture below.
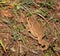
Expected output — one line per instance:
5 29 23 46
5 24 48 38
27 15 49 51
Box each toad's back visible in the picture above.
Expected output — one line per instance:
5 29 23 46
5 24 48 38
27 16 44 40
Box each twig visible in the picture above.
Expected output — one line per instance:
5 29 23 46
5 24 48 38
21 44 38 55
36 13 58 39
20 31 37 40
55 52 60 56
36 13 50 24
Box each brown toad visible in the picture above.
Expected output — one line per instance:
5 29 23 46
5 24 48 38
27 15 49 51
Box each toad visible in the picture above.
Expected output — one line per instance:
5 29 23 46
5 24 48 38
27 15 49 51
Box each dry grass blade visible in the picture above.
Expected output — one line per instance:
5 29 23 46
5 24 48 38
0 40 6 52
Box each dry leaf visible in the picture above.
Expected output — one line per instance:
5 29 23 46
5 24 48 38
7 5 14 9
35 0 41 3
1 10 13 17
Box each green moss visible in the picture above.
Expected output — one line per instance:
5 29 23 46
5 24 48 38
45 53 50 56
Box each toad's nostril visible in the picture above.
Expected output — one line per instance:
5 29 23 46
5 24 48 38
42 45 45 48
